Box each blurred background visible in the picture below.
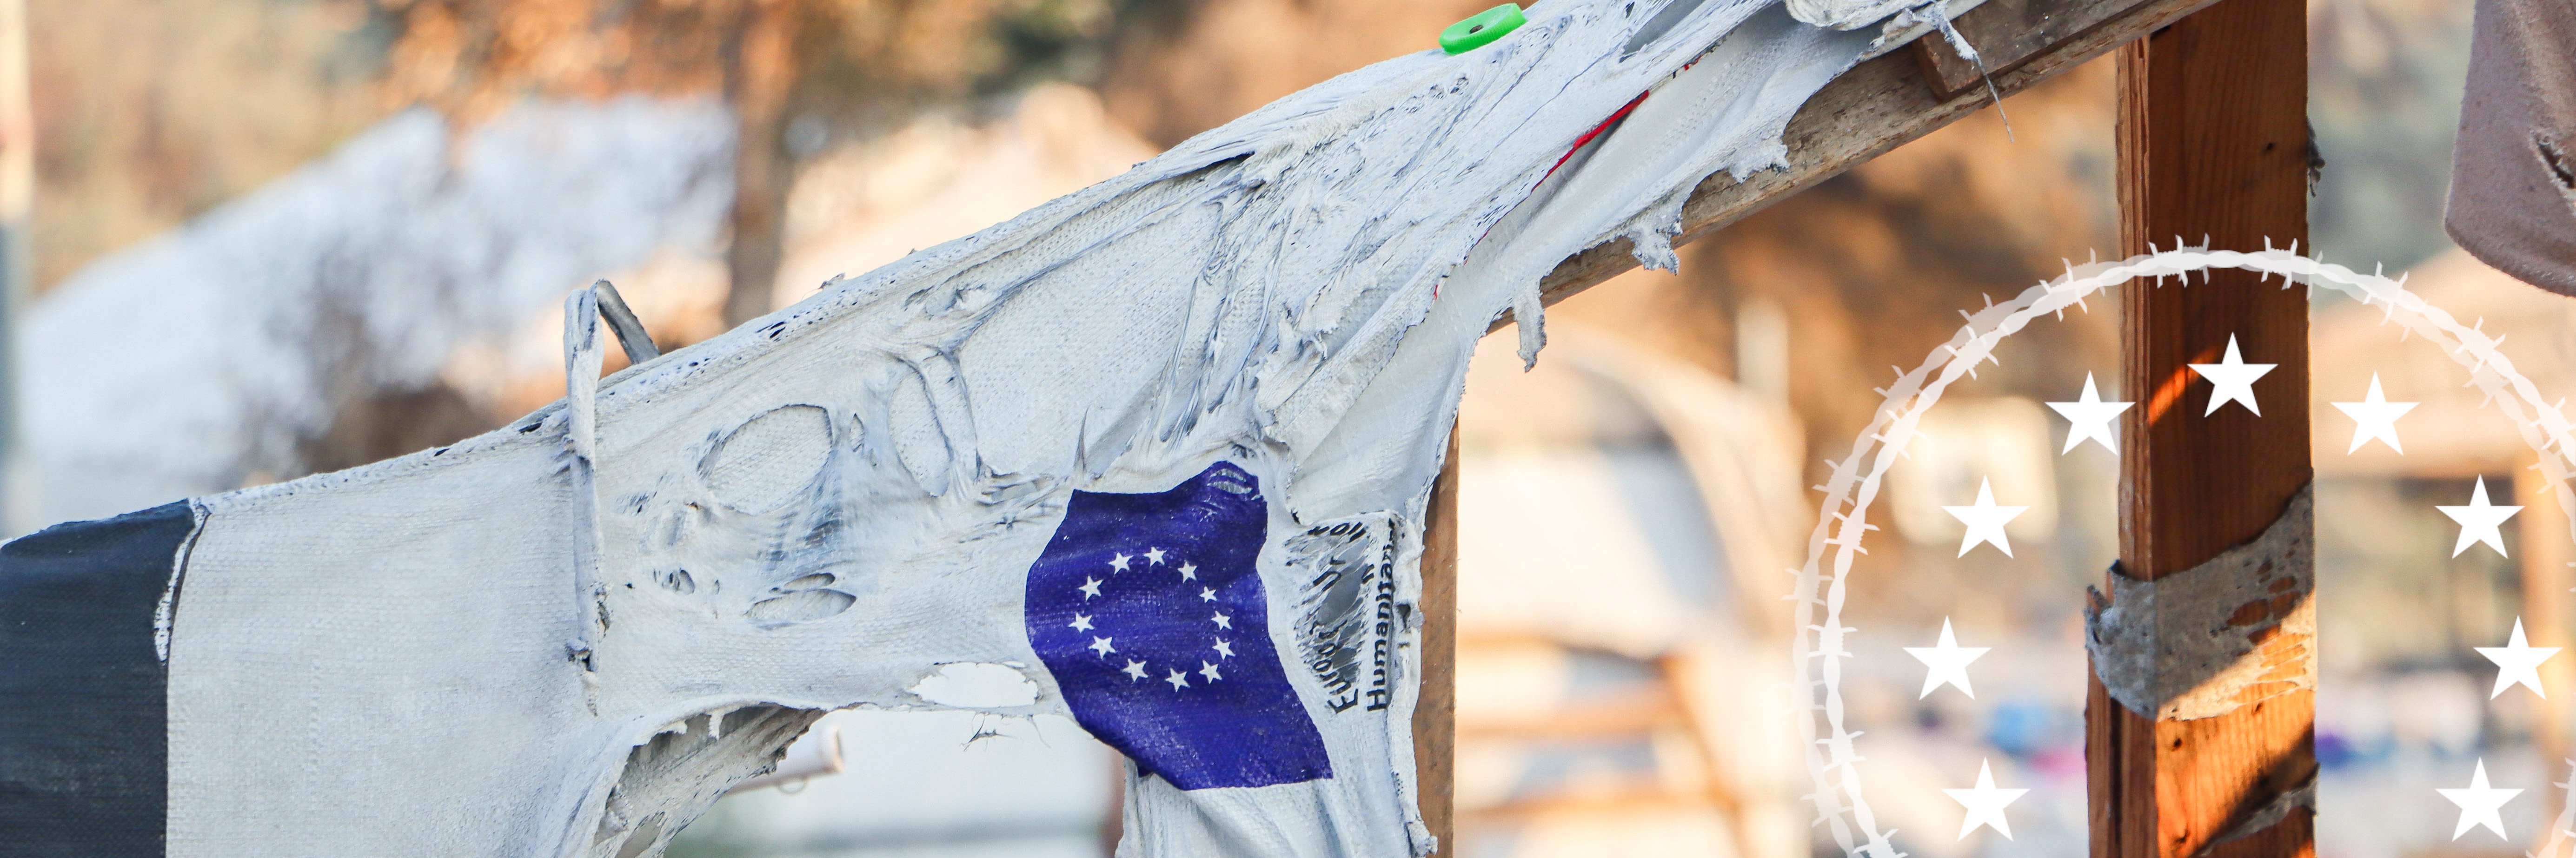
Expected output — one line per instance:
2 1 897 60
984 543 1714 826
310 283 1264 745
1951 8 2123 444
12 0 2559 855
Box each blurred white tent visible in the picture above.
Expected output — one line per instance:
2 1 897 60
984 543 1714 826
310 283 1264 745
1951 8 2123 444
18 97 734 529
677 711 1115 858
16 84 1157 536
1451 323 1809 858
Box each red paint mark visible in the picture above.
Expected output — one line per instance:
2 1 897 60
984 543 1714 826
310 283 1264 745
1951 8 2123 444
1545 90 1650 181
1435 89 1653 301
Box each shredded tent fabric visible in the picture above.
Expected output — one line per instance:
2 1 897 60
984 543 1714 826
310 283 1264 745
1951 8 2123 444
0 1 1910 856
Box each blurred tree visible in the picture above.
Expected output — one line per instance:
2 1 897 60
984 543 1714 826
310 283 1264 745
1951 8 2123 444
374 0 1123 327
28 0 388 293
1091 0 1488 148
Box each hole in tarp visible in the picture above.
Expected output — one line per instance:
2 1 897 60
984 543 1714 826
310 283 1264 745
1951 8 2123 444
777 573 835 591
1205 463 1257 495
703 405 833 514
1620 0 1710 58
745 589 855 626
613 813 664 858
910 662 1040 708
659 569 696 594
2538 134 2576 191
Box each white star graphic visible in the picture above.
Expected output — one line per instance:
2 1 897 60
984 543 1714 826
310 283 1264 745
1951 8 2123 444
1088 636 1117 657
2476 617 2559 699
1108 553 1132 573
1067 613 1094 632
1943 477 2028 558
1905 617 1990 699
2189 335 2276 416
2333 373 2418 454
1212 639 1235 659
1211 611 1232 629
1178 562 1198 581
1122 659 1148 681
1199 587 1218 602
1144 547 1167 565
2046 372 2133 454
1165 669 1191 691
2437 759 2521 840
1942 759 2027 840
1077 577 1103 599
1199 661 1223 682
2438 476 2523 558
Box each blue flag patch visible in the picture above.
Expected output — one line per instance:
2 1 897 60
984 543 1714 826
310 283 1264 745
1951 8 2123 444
1024 462 1331 790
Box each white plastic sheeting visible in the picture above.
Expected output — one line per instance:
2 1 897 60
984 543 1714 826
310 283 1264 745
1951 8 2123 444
150 1 1889 856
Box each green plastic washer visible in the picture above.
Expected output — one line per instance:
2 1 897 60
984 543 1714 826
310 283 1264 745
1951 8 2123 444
1441 4 1526 55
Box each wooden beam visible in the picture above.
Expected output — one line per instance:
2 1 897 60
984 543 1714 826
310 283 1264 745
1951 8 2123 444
1459 785 1723 820
1454 687 1681 741
2094 0 2313 853
1414 428 1460 855
1913 0 2143 99
1514 0 2222 323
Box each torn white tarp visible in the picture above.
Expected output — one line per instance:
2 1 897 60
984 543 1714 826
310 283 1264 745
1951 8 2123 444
0 2 1880 857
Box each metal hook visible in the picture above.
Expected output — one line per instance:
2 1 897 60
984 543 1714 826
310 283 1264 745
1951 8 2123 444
590 279 661 366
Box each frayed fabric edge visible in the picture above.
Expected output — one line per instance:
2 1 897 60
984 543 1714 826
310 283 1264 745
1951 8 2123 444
151 501 213 665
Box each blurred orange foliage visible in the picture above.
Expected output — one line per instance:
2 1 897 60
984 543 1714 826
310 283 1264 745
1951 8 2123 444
372 0 1042 123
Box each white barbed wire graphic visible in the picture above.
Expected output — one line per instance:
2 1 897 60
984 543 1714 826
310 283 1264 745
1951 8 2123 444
1787 245 2576 856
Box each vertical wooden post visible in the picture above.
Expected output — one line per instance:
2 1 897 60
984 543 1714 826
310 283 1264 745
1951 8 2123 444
2094 0 2313 853
1414 427 1459 855
2520 455 2573 849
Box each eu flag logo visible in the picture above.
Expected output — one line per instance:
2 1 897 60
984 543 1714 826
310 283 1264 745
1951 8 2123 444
1024 462 1332 790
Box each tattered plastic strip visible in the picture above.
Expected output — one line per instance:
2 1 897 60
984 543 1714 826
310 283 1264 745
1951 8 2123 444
564 286 609 711
2084 486 2314 721
1789 246 2576 856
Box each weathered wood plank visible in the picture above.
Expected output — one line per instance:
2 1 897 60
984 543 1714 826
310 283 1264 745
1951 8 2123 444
1914 0 2144 99
2097 0 2313 853
1511 0 2220 326
1413 428 1460 856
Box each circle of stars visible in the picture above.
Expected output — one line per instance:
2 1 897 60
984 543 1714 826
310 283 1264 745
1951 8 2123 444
1067 546 1237 694
1929 333 2559 842
1787 254 2576 850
